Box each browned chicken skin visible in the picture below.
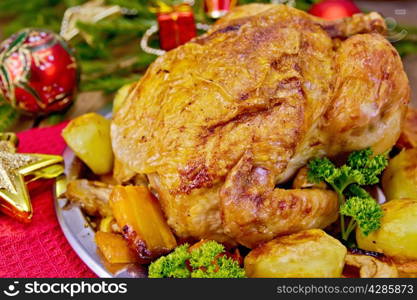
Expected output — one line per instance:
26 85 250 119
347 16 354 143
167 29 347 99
111 4 410 248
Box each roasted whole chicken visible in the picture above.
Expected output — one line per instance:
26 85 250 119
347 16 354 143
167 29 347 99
111 4 410 248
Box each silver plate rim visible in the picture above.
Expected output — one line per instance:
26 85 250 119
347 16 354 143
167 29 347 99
54 146 113 278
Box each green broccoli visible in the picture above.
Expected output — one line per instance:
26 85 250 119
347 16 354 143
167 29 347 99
148 241 246 278
188 240 224 270
307 148 388 241
148 244 191 278
191 256 246 278
347 148 388 185
345 184 371 199
340 196 383 237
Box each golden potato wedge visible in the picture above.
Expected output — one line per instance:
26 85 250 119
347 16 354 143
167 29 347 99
62 113 114 175
382 149 417 201
95 231 138 263
113 82 135 114
99 216 116 233
244 229 347 278
357 199 417 260
110 186 177 263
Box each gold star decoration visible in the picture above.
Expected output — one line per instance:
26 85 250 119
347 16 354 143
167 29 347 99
0 133 63 223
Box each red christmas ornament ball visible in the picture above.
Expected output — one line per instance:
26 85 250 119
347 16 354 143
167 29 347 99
309 0 361 20
0 28 78 115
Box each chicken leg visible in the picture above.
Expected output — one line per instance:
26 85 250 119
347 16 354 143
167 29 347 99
219 31 409 248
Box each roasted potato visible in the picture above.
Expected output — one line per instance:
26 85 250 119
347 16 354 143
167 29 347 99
95 231 138 264
113 82 135 114
244 229 347 278
110 185 177 263
62 113 114 175
99 216 117 233
382 149 417 201
357 199 417 260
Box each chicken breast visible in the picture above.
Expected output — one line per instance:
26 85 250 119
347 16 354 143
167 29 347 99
111 4 410 248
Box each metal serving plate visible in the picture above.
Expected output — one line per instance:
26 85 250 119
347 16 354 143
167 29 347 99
54 142 147 278
55 146 388 278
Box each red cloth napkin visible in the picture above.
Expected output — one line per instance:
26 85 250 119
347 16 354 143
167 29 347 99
0 123 96 278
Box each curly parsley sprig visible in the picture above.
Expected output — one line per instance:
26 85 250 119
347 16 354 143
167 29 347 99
148 241 246 278
307 148 387 241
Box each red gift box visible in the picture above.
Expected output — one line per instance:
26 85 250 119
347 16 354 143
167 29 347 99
157 4 197 51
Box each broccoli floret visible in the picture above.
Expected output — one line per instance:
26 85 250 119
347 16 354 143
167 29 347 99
191 256 246 278
340 196 383 236
308 148 387 191
307 157 337 184
307 148 387 241
307 159 365 193
345 184 370 199
189 240 224 270
148 241 246 278
347 148 388 185
148 244 191 278
332 165 366 190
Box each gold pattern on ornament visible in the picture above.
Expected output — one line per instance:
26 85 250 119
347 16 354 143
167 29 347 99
0 149 38 193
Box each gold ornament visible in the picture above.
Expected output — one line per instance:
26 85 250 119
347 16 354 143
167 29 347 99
0 133 63 223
